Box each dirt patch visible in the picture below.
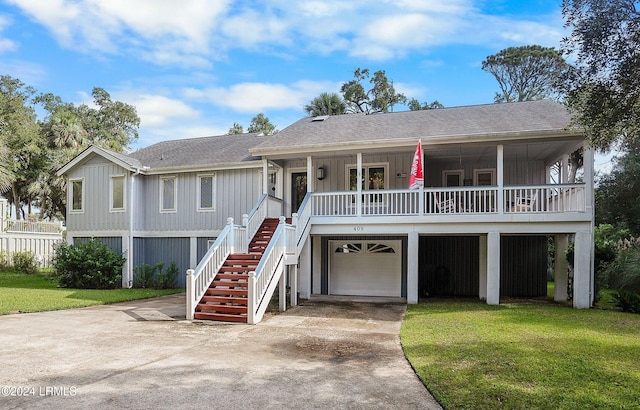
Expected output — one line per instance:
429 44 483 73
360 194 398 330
272 335 385 363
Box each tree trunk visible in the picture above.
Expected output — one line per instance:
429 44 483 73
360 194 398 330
12 182 21 220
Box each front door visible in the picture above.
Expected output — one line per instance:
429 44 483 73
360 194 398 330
291 172 307 214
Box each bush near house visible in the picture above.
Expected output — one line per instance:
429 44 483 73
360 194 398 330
53 239 126 289
567 224 640 313
11 251 39 275
133 261 179 289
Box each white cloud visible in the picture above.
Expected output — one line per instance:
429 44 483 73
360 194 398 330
6 0 231 65
6 0 566 66
0 15 18 53
184 80 339 113
126 94 200 127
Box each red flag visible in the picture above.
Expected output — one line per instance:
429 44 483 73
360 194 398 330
409 140 424 190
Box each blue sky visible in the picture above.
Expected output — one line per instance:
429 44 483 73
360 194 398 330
1 1 570 151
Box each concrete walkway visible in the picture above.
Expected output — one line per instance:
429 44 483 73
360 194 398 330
0 294 441 409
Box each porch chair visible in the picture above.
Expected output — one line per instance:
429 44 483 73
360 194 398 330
433 192 457 213
510 190 539 212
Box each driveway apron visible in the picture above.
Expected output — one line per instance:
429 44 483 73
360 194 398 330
0 294 441 409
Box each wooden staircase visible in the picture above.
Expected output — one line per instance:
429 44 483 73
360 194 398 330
193 218 280 323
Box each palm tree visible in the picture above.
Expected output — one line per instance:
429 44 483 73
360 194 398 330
0 141 14 192
304 92 346 117
50 109 87 149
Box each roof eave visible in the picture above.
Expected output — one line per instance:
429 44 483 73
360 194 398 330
56 146 140 177
250 128 584 157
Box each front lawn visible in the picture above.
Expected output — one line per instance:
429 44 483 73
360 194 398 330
0 271 183 315
401 300 640 409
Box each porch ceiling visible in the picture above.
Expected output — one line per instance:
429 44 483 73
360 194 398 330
274 138 583 166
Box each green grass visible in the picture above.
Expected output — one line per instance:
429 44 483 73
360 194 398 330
0 270 183 315
401 300 640 409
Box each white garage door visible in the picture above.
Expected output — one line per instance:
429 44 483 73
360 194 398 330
329 240 402 297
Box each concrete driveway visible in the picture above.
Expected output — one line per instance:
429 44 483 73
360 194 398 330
0 294 441 409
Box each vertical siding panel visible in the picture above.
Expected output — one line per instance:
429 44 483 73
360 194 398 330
500 236 547 297
419 236 479 297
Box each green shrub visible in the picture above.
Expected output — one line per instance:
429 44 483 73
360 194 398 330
12 251 39 275
157 261 179 289
0 251 8 271
133 261 179 289
133 262 164 288
54 239 126 289
613 290 640 313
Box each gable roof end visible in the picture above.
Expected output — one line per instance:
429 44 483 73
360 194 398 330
56 145 142 177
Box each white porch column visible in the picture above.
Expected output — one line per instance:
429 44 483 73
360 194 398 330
279 267 287 312
356 152 363 217
190 237 198 269
486 231 500 305
554 234 569 302
291 265 298 307
407 231 419 304
496 145 504 213
298 237 312 299
583 145 596 304
573 230 592 308
121 235 130 288
561 154 570 183
306 156 314 193
479 235 487 300
262 158 269 195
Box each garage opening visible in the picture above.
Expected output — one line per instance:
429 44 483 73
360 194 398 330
419 236 479 297
321 236 407 298
500 236 548 297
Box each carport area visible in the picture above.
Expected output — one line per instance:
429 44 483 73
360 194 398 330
0 294 440 409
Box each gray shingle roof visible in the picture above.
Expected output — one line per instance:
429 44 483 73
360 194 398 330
129 133 265 170
251 100 577 155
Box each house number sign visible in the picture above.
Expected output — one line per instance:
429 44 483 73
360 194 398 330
353 226 364 231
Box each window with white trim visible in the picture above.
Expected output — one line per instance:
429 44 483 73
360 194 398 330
474 168 495 186
160 176 176 212
70 178 84 213
443 170 464 187
346 164 388 191
198 174 215 211
110 175 125 212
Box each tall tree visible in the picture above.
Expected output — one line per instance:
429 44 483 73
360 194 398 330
247 113 277 135
304 92 346 117
595 147 640 235
340 68 407 114
482 45 570 103
408 99 444 111
0 75 43 219
77 87 140 152
561 0 640 152
228 122 244 135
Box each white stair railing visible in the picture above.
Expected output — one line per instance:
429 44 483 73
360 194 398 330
247 216 287 324
186 217 245 320
243 194 268 251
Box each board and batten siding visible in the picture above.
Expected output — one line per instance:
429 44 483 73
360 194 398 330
140 168 263 232
285 152 414 193
66 156 130 232
285 151 546 192
133 237 191 288
74 236 123 254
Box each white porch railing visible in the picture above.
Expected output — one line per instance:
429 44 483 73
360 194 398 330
307 184 586 217
247 216 287 324
4 219 64 234
186 217 246 320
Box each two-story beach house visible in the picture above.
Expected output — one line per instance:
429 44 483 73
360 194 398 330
58 100 594 324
